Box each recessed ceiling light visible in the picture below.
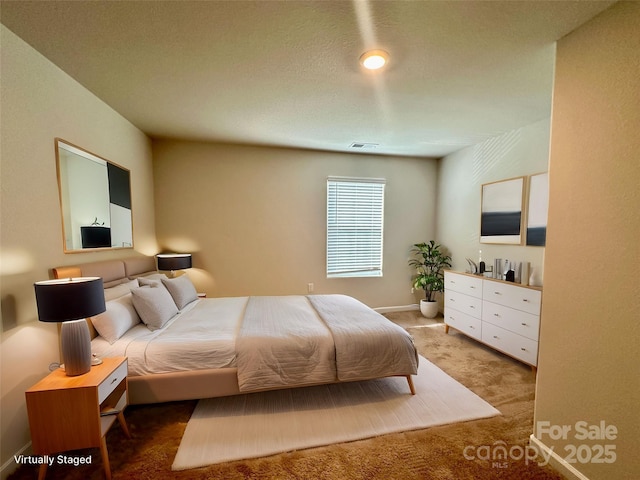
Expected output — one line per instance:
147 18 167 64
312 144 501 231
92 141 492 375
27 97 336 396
359 50 389 70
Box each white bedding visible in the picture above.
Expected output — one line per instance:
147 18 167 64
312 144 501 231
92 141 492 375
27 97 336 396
91 297 246 375
308 294 419 382
236 296 336 391
92 294 419 392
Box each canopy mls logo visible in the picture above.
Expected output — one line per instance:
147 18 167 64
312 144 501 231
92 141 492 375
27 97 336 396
463 441 551 468
463 420 618 468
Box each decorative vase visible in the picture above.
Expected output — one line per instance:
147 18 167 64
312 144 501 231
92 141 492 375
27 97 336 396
420 300 439 318
529 268 542 287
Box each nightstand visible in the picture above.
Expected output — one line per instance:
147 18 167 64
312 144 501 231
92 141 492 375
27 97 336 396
25 357 130 480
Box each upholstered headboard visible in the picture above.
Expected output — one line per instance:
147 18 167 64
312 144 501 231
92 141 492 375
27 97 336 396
53 256 156 284
52 256 157 338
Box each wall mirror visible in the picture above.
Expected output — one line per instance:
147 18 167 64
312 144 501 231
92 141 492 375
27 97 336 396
55 138 133 252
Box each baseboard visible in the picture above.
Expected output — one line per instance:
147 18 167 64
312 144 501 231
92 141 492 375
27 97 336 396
529 435 591 480
374 304 419 314
1 442 31 480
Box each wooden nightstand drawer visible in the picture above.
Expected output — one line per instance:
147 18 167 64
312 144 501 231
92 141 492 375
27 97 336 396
98 359 127 404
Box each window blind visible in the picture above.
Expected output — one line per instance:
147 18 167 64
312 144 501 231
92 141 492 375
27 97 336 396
327 177 385 278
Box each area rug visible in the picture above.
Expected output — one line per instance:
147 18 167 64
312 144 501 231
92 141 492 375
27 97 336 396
172 355 500 471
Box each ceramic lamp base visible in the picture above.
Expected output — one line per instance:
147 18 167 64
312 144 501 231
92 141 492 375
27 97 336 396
60 319 92 376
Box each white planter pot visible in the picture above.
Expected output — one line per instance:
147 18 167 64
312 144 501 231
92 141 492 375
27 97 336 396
420 300 439 318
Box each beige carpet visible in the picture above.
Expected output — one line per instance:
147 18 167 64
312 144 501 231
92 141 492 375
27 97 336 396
172 355 500 471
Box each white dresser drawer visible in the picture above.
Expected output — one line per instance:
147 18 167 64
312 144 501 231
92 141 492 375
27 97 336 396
444 272 483 298
445 290 482 319
98 359 128 404
482 301 540 341
445 308 482 341
482 322 538 366
482 281 541 315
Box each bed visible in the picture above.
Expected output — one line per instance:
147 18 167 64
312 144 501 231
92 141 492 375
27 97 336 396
52 256 419 405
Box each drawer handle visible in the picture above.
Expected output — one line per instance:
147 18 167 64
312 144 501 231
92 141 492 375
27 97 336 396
494 291 501 295
522 299 530 303
470 286 475 289
110 377 119 385
469 305 475 309
469 326 475 329
493 335 499 339
521 347 527 351
521 322 528 326
493 313 500 317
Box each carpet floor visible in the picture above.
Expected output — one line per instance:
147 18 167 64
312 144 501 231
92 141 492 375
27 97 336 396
8 311 565 480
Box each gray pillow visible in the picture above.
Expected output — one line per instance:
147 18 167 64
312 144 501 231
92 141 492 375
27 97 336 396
137 273 166 287
131 285 178 331
161 275 198 310
104 279 139 301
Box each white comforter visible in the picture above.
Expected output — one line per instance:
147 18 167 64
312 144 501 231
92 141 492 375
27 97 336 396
236 296 337 391
92 294 418 392
91 297 246 375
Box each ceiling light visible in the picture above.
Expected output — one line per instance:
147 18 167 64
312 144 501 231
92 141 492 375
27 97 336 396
359 50 389 70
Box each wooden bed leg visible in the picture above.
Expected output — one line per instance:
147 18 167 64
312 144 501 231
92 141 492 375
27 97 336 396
444 324 450 334
406 375 416 395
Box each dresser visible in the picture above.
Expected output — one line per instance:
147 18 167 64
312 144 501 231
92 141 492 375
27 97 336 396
444 271 542 372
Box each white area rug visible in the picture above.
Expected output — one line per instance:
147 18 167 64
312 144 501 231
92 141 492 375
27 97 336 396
172 356 499 470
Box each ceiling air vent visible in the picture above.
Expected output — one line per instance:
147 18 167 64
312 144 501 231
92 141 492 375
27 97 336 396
349 142 379 150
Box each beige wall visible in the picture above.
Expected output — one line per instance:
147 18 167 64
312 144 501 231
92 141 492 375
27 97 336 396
437 118 551 278
152 140 438 308
0 26 156 475
534 3 640 479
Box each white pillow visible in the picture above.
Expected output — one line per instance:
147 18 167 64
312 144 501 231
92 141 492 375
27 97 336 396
131 285 178 331
92 293 141 344
137 273 166 287
104 279 139 301
161 275 198 310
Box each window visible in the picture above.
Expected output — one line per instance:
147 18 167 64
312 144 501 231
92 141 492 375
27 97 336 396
327 177 385 278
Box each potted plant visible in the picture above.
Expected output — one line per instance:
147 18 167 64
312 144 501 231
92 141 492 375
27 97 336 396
408 240 452 318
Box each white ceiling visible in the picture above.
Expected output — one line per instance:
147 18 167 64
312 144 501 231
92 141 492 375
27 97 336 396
0 1 614 158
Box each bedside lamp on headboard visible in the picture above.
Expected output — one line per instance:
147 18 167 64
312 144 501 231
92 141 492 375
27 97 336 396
157 253 192 278
34 277 105 376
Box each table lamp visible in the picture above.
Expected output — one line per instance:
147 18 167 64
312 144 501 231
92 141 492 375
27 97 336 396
34 277 105 376
156 253 192 278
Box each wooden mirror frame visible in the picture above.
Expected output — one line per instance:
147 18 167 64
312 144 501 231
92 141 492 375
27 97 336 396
55 138 134 253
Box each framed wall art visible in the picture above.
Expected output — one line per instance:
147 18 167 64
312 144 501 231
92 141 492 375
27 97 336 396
480 176 525 244
526 172 549 246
